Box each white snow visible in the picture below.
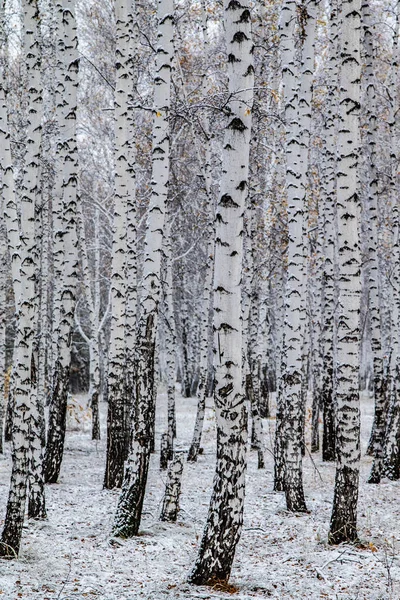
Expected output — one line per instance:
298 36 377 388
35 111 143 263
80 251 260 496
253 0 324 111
0 391 399 599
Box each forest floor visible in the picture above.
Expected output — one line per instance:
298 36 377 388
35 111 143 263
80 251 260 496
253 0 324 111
1 391 400 600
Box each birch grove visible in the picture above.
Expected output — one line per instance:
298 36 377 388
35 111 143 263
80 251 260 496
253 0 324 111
1 0 400 595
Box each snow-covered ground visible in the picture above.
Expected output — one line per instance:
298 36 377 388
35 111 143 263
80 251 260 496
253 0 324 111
1 391 399 599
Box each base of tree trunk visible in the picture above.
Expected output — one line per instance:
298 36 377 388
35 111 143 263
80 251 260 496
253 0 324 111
311 441 319 453
112 440 151 538
285 470 308 513
44 380 68 484
160 454 183 522
0 498 25 559
103 424 125 489
187 444 199 462
367 458 382 484
329 465 359 545
28 495 47 520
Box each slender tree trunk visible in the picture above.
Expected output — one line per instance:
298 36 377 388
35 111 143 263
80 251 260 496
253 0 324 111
320 0 338 462
36 181 50 447
0 203 6 454
276 0 317 512
189 0 253 584
112 0 174 536
329 0 361 545
76 198 101 440
124 11 138 457
0 0 43 557
27 353 46 520
44 0 79 484
187 0 214 463
383 3 400 480
364 0 387 485
103 0 132 488
163 213 176 458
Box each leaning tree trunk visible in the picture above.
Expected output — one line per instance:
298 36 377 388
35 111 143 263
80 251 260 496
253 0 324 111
189 0 253 585
112 0 174 537
329 0 361 545
44 0 79 484
0 0 43 557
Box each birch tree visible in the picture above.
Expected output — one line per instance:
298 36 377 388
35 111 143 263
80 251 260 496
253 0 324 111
113 0 174 536
274 0 317 511
103 0 132 489
320 0 338 462
44 0 79 484
329 0 361 545
189 0 254 584
383 1 400 480
0 0 44 557
363 0 386 484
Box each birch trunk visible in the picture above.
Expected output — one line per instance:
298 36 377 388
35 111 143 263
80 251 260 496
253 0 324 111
187 0 214 462
44 0 79 484
163 213 176 459
329 0 361 545
189 0 253 584
383 4 400 480
37 182 50 447
124 9 138 458
0 203 6 454
104 0 136 488
364 0 387 485
112 0 174 536
0 0 43 557
76 201 101 440
276 0 317 512
320 0 338 462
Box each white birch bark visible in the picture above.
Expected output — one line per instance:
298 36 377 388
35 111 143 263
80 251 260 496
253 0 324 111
163 213 176 459
319 0 339 462
0 198 6 454
104 0 135 488
363 0 386 484
383 3 400 480
0 0 20 311
76 201 101 440
36 185 50 447
124 3 138 456
45 0 79 484
0 0 44 557
275 0 317 511
0 0 7 448
189 0 253 584
160 454 183 522
113 0 174 536
329 0 361 545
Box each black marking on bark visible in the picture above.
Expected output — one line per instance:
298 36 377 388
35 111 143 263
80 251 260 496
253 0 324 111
232 31 249 44
220 194 239 208
227 118 247 132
